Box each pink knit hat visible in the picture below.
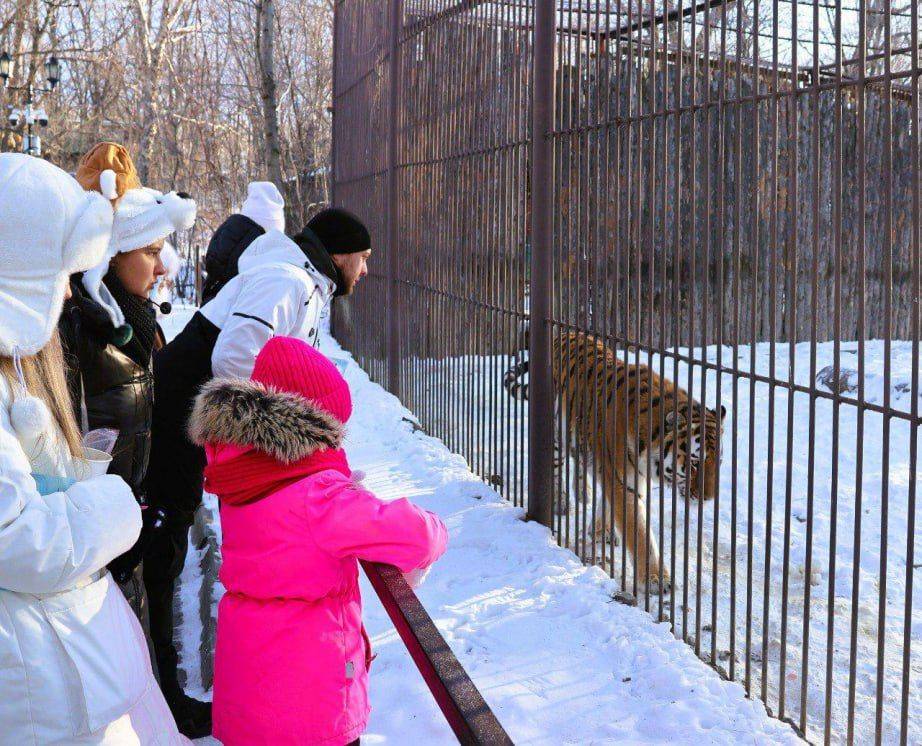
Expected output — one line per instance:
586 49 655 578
251 337 352 425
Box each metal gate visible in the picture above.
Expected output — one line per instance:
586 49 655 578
331 0 920 741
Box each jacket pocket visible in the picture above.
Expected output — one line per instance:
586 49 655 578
40 573 151 736
361 623 375 672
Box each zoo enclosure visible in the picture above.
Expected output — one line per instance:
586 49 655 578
331 0 920 742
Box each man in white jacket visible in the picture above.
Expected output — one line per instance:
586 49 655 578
143 201 371 734
0 153 187 744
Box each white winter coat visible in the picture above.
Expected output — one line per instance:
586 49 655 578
0 377 188 745
200 229 335 378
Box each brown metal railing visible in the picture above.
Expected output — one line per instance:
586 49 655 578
361 562 514 744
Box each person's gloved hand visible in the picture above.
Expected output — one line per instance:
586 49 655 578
108 504 169 584
31 473 76 496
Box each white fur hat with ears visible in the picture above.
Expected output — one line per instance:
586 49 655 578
82 187 197 330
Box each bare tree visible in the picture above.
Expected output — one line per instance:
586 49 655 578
0 0 333 248
256 0 283 188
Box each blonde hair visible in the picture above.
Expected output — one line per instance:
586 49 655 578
0 332 83 458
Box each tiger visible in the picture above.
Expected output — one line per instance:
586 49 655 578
503 329 726 592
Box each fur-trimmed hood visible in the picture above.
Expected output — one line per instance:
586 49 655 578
188 378 343 464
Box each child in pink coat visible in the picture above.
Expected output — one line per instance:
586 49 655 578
188 336 448 746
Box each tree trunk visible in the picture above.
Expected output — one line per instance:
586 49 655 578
257 0 283 189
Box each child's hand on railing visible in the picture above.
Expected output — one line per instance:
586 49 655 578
402 566 430 589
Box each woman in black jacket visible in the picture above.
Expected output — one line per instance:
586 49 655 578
58 142 209 739
62 262 163 494
59 238 168 646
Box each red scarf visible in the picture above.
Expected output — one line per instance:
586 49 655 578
204 447 351 505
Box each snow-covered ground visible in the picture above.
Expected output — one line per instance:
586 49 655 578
412 340 921 744
160 306 802 744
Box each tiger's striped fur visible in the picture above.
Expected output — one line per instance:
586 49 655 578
504 330 725 590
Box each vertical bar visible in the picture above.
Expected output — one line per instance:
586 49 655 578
729 0 744 683
800 0 822 732
670 0 684 633
331 0 340 209
695 0 711 660
823 0 844 738
642 0 657 612
874 0 894 740
899 0 920 739
745 0 761 698
711 0 728 670
779 0 800 719
386 0 403 398
528 0 555 528
656 4 669 624
846 0 868 736
761 0 781 704
518 24 526 508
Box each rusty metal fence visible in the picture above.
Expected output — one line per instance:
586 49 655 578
331 0 920 742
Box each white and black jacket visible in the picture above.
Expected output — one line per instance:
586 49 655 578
200 229 335 378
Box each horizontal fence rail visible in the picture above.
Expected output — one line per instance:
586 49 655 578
332 0 921 742
361 562 515 744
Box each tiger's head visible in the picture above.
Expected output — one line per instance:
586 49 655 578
660 403 726 501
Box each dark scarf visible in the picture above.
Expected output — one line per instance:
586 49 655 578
294 227 348 297
103 269 158 368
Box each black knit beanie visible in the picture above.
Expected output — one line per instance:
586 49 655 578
304 208 370 255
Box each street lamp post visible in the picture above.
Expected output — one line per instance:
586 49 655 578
0 52 61 157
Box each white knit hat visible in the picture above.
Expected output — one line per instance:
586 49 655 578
82 187 197 329
240 181 285 233
0 153 114 357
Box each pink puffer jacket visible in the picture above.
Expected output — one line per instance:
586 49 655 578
188 337 448 746
212 469 447 745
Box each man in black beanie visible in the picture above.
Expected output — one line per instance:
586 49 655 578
142 202 371 738
293 207 372 297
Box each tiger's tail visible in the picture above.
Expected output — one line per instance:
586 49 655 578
503 358 530 400
502 319 530 400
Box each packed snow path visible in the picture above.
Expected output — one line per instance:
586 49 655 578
159 309 800 744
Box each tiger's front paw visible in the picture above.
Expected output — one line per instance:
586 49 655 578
637 568 672 596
